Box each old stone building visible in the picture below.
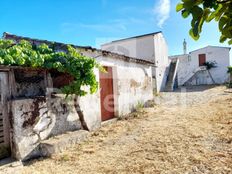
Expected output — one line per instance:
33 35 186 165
0 33 154 161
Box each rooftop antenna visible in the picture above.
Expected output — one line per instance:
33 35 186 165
183 39 187 54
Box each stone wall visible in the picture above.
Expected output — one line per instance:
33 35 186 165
8 58 153 161
14 69 46 98
1 33 154 161
10 95 97 160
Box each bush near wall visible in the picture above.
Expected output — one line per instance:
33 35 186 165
227 66 232 88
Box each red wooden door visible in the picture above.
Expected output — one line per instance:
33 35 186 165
199 54 206 66
100 67 114 121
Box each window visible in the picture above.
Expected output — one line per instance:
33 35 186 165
198 54 206 66
49 70 74 89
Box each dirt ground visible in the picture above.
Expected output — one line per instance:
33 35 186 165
21 85 232 174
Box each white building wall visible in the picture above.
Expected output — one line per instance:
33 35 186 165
11 50 154 161
153 33 169 92
170 46 231 86
84 50 154 117
114 63 153 116
101 35 155 62
190 46 230 84
169 54 191 86
101 33 169 92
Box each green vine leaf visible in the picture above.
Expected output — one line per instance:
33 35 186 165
176 0 232 44
0 39 101 96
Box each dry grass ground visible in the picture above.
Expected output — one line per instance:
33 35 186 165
20 86 232 174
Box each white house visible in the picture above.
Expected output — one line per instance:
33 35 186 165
101 32 169 93
1 33 154 161
169 46 231 87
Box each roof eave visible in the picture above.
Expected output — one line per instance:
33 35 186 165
102 31 162 46
2 32 154 66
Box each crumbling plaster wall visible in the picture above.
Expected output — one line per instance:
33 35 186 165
83 50 154 117
11 87 101 161
9 69 101 160
116 64 153 115
11 96 81 160
9 52 152 161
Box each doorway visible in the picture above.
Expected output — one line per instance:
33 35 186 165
99 66 114 121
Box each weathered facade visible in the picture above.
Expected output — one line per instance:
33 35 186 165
101 32 169 92
169 46 231 87
0 33 154 161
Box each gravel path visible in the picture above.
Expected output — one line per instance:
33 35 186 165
20 86 232 174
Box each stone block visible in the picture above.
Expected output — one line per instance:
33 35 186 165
39 130 89 157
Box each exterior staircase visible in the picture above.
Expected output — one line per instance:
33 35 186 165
180 66 207 86
165 59 179 92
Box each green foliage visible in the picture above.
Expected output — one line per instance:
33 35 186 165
227 66 232 88
0 39 100 96
227 82 232 88
203 61 217 70
176 0 232 44
227 66 232 74
135 101 144 111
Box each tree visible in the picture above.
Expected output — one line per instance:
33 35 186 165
203 61 217 84
228 66 232 87
0 39 102 130
176 0 232 44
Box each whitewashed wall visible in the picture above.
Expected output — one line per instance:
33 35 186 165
190 46 230 84
101 35 155 62
116 65 153 115
83 50 154 116
10 51 153 161
170 46 231 86
3 34 154 161
169 54 191 86
101 33 169 92
153 33 169 92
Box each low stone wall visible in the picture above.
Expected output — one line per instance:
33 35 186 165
10 94 101 161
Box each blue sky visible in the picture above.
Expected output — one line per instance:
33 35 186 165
0 0 231 58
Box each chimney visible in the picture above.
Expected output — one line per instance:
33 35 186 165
183 39 187 54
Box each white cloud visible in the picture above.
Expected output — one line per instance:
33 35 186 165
154 0 171 28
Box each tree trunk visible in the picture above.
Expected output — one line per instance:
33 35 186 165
74 96 89 131
208 70 216 84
